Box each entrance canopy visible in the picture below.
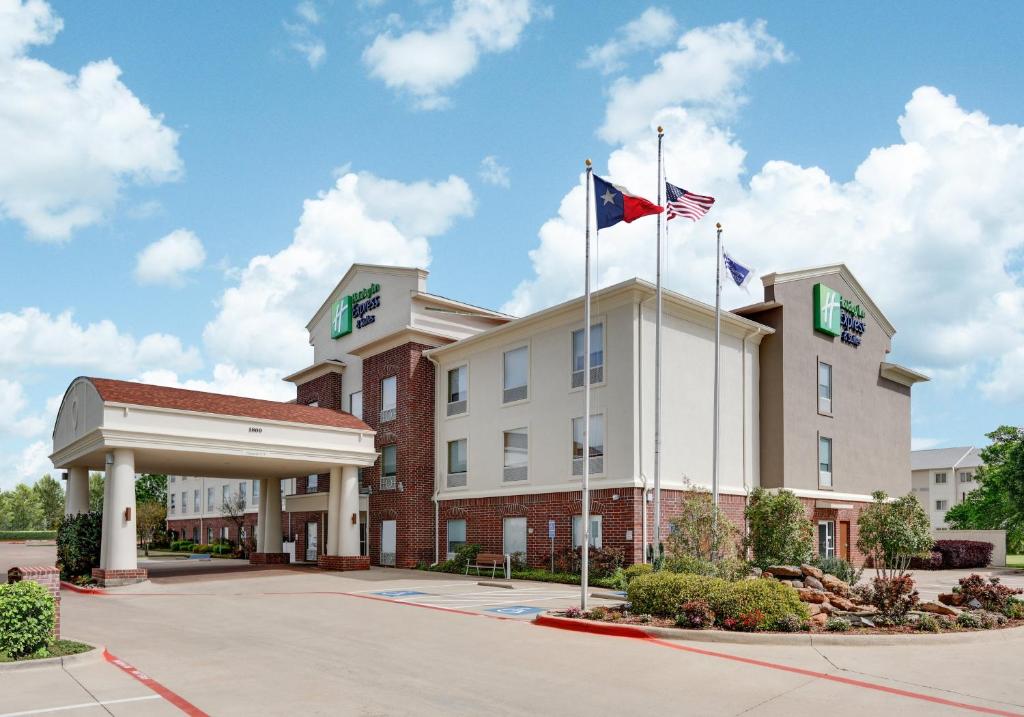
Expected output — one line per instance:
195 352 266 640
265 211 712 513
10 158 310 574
51 377 378 477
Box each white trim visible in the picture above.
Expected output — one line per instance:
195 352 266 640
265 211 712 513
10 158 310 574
782 487 875 502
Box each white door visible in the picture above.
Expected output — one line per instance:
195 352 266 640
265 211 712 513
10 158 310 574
381 520 397 567
306 522 318 561
817 521 835 559
503 517 527 562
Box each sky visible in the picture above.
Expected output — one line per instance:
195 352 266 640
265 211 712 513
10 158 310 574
2 0 1023 490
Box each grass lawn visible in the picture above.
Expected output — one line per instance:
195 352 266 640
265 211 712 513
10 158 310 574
0 640 93 663
1008 555 1024 568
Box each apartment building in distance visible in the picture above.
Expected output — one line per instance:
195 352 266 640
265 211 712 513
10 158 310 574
911 447 984 528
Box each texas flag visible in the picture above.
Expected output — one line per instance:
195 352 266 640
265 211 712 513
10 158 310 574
593 174 663 230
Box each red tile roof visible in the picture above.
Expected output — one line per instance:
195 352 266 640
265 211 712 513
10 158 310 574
88 378 371 432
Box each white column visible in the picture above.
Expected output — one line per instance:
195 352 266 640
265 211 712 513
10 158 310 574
327 467 342 556
339 465 361 557
256 478 268 552
99 448 137 571
65 467 90 516
264 478 283 553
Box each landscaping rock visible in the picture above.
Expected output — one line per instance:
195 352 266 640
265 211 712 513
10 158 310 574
820 574 850 596
788 579 804 588
968 598 983 609
807 604 823 616
803 576 825 591
920 601 960 617
938 592 963 607
801 564 824 580
810 612 828 627
829 595 858 612
750 567 763 578
819 602 836 615
797 588 827 604
765 565 803 578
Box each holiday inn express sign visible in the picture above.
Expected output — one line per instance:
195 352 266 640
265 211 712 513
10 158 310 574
331 283 381 338
813 283 866 347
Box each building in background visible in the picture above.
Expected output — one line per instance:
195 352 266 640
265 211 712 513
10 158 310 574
911 447 983 528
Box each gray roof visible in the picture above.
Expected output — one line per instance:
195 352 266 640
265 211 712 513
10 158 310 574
911 446 983 471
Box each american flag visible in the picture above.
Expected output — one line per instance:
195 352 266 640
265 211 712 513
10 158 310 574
665 182 715 222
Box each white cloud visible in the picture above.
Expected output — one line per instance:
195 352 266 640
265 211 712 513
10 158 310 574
479 155 510 187
203 170 474 370
0 0 182 240
0 379 47 437
580 7 677 75
7 440 52 490
911 437 942 451
363 0 535 110
137 364 295 403
134 229 206 286
0 307 202 375
508 20 1024 405
285 1 326 69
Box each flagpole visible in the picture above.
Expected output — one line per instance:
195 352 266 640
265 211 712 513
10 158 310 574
581 158 593 611
653 126 664 565
712 222 723 541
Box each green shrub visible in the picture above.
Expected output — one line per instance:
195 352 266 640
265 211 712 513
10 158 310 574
0 531 57 541
452 543 481 569
614 562 654 590
957 611 982 629
917 615 942 633
170 540 195 552
586 606 607 621
627 572 731 617
56 512 103 580
1005 598 1024 620
664 555 751 581
664 486 739 562
192 544 213 554
0 581 55 658
745 488 814 569
812 556 862 585
715 578 809 630
825 617 851 632
857 491 932 578
975 610 1007 628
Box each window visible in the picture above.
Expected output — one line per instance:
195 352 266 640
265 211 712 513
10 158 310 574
193 490 199 513
222 484 229 505
818 521 835 558
349 391 363 420
818 361 832 413
381 444 397 490
239 481 247 507
818 436 832 487
503 346 528 403
447 439 467 488
192 526 199 544
207 527 213 544
572 415 605 475
380 376 397 422
170 476 175 483
572 515 603 549
207 487 214 510
935 472 947 484
446 519 466 559
252 480 259 500
959 471 973 483
181 491 187 515
170 493 176 514
936 500 949 511
503 428 528 482
503 517 527 559
307 474 319 492
571 323 604 388
447 365 468 416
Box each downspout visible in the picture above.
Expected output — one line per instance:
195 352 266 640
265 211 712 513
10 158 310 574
425 350 442 567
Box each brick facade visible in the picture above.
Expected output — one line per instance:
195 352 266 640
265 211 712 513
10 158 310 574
91 568 148 587
7 566 61 640
289 510 328 562
317 555 370 571
296 370 344 411
249 552 290 565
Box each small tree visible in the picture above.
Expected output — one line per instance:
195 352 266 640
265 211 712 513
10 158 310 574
135 474 168 506
857 491 932 579
220 492 248 556
32 474 65 530
665 487 738 562
136 501 166 557
88 473 105 512
745 488 814 568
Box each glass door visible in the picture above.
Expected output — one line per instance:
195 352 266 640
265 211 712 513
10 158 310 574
305 522 318 562
817 520 835 559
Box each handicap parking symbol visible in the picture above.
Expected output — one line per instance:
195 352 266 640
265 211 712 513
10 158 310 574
373 590 428 598
487 605 544 616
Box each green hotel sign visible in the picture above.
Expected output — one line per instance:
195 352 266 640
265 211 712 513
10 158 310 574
331 282 381 339
813 283 866 347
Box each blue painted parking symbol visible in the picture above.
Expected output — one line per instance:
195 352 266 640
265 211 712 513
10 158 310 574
487 605 544 616
373 590 428 598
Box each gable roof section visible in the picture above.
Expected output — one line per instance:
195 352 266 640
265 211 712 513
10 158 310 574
911 446 982 471
89 377 371 431
306 264 428 331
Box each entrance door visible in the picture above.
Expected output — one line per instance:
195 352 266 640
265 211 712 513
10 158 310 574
503 517 527 564
381 520 396 566
305 522 318 562
817 520 835 559
839 521 851 561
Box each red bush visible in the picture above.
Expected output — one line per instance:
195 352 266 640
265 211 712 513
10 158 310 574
871 575 919 623
934 540 993 569
908 550 943 570
956 574 1022 612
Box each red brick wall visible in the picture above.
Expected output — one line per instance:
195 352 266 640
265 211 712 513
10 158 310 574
289 510 328 562
296 370 343 410
167 515 258 545
362 342 436 567
800 497 869 565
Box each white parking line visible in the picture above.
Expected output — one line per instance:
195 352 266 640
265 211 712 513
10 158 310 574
0 695 161 717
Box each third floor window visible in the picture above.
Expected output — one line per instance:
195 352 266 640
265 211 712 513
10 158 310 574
571 323 604 388
447 365 468 416
503 346 528 403
380 376 397 422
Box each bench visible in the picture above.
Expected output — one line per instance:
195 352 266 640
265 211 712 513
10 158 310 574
187 553 212 561
466 552 509 579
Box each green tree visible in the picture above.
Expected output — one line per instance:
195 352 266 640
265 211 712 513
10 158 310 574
88 473 104 512
745 488 814 568
857 490 932 578
32 474 65 530
664 485 738 562
946 426 1024 554
135 474 167 506
5 484 43 530
136 501 166 557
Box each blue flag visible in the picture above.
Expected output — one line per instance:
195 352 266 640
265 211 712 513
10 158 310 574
722 250 754 289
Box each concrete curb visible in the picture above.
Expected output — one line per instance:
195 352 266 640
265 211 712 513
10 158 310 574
0 642 102 672
590 591 626 601
535 613 1024 646
478 581 515 589
61 581 107 595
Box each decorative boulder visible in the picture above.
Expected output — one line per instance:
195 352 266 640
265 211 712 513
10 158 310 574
803 576 825 591
810 612 828 627
967 598 983 609
801 564 824 580
765 565 803 579
829 595 858 612
919 601 959 617
938 593 963 607
807 604 823 616
750 567 763 578
797 588 827 604
788 579 804 588
820 574 850 596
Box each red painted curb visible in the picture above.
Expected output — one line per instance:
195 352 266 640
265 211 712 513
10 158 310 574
535 616 1024 716
61 581 108 595
104 649 209 717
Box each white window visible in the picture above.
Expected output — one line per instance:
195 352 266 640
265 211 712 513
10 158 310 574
307 474 319 492
207 487 215 510
447 439 467 488
503 428 528 482
571 323 604 388
446 519 466 559
818 520 835 558
222 484 229 505
252 480 259 500
170 493 176 514
959 471 973 483
503 346 528 403
503 517 527 559
936 500 949 511
207 527 213 544
380 376 397 422
572 414 605 476
349 390 363 420
170 476 175 483
572 515 602 549
193 490 199 513
381 444 397 490
239 481 247 507
181 491 187 515
221 526 230 541
447 365 468 416
818 436 832 487
818 361 832 413
935 472 947 484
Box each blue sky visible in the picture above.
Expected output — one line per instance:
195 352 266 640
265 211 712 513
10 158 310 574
2 0 1023 489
